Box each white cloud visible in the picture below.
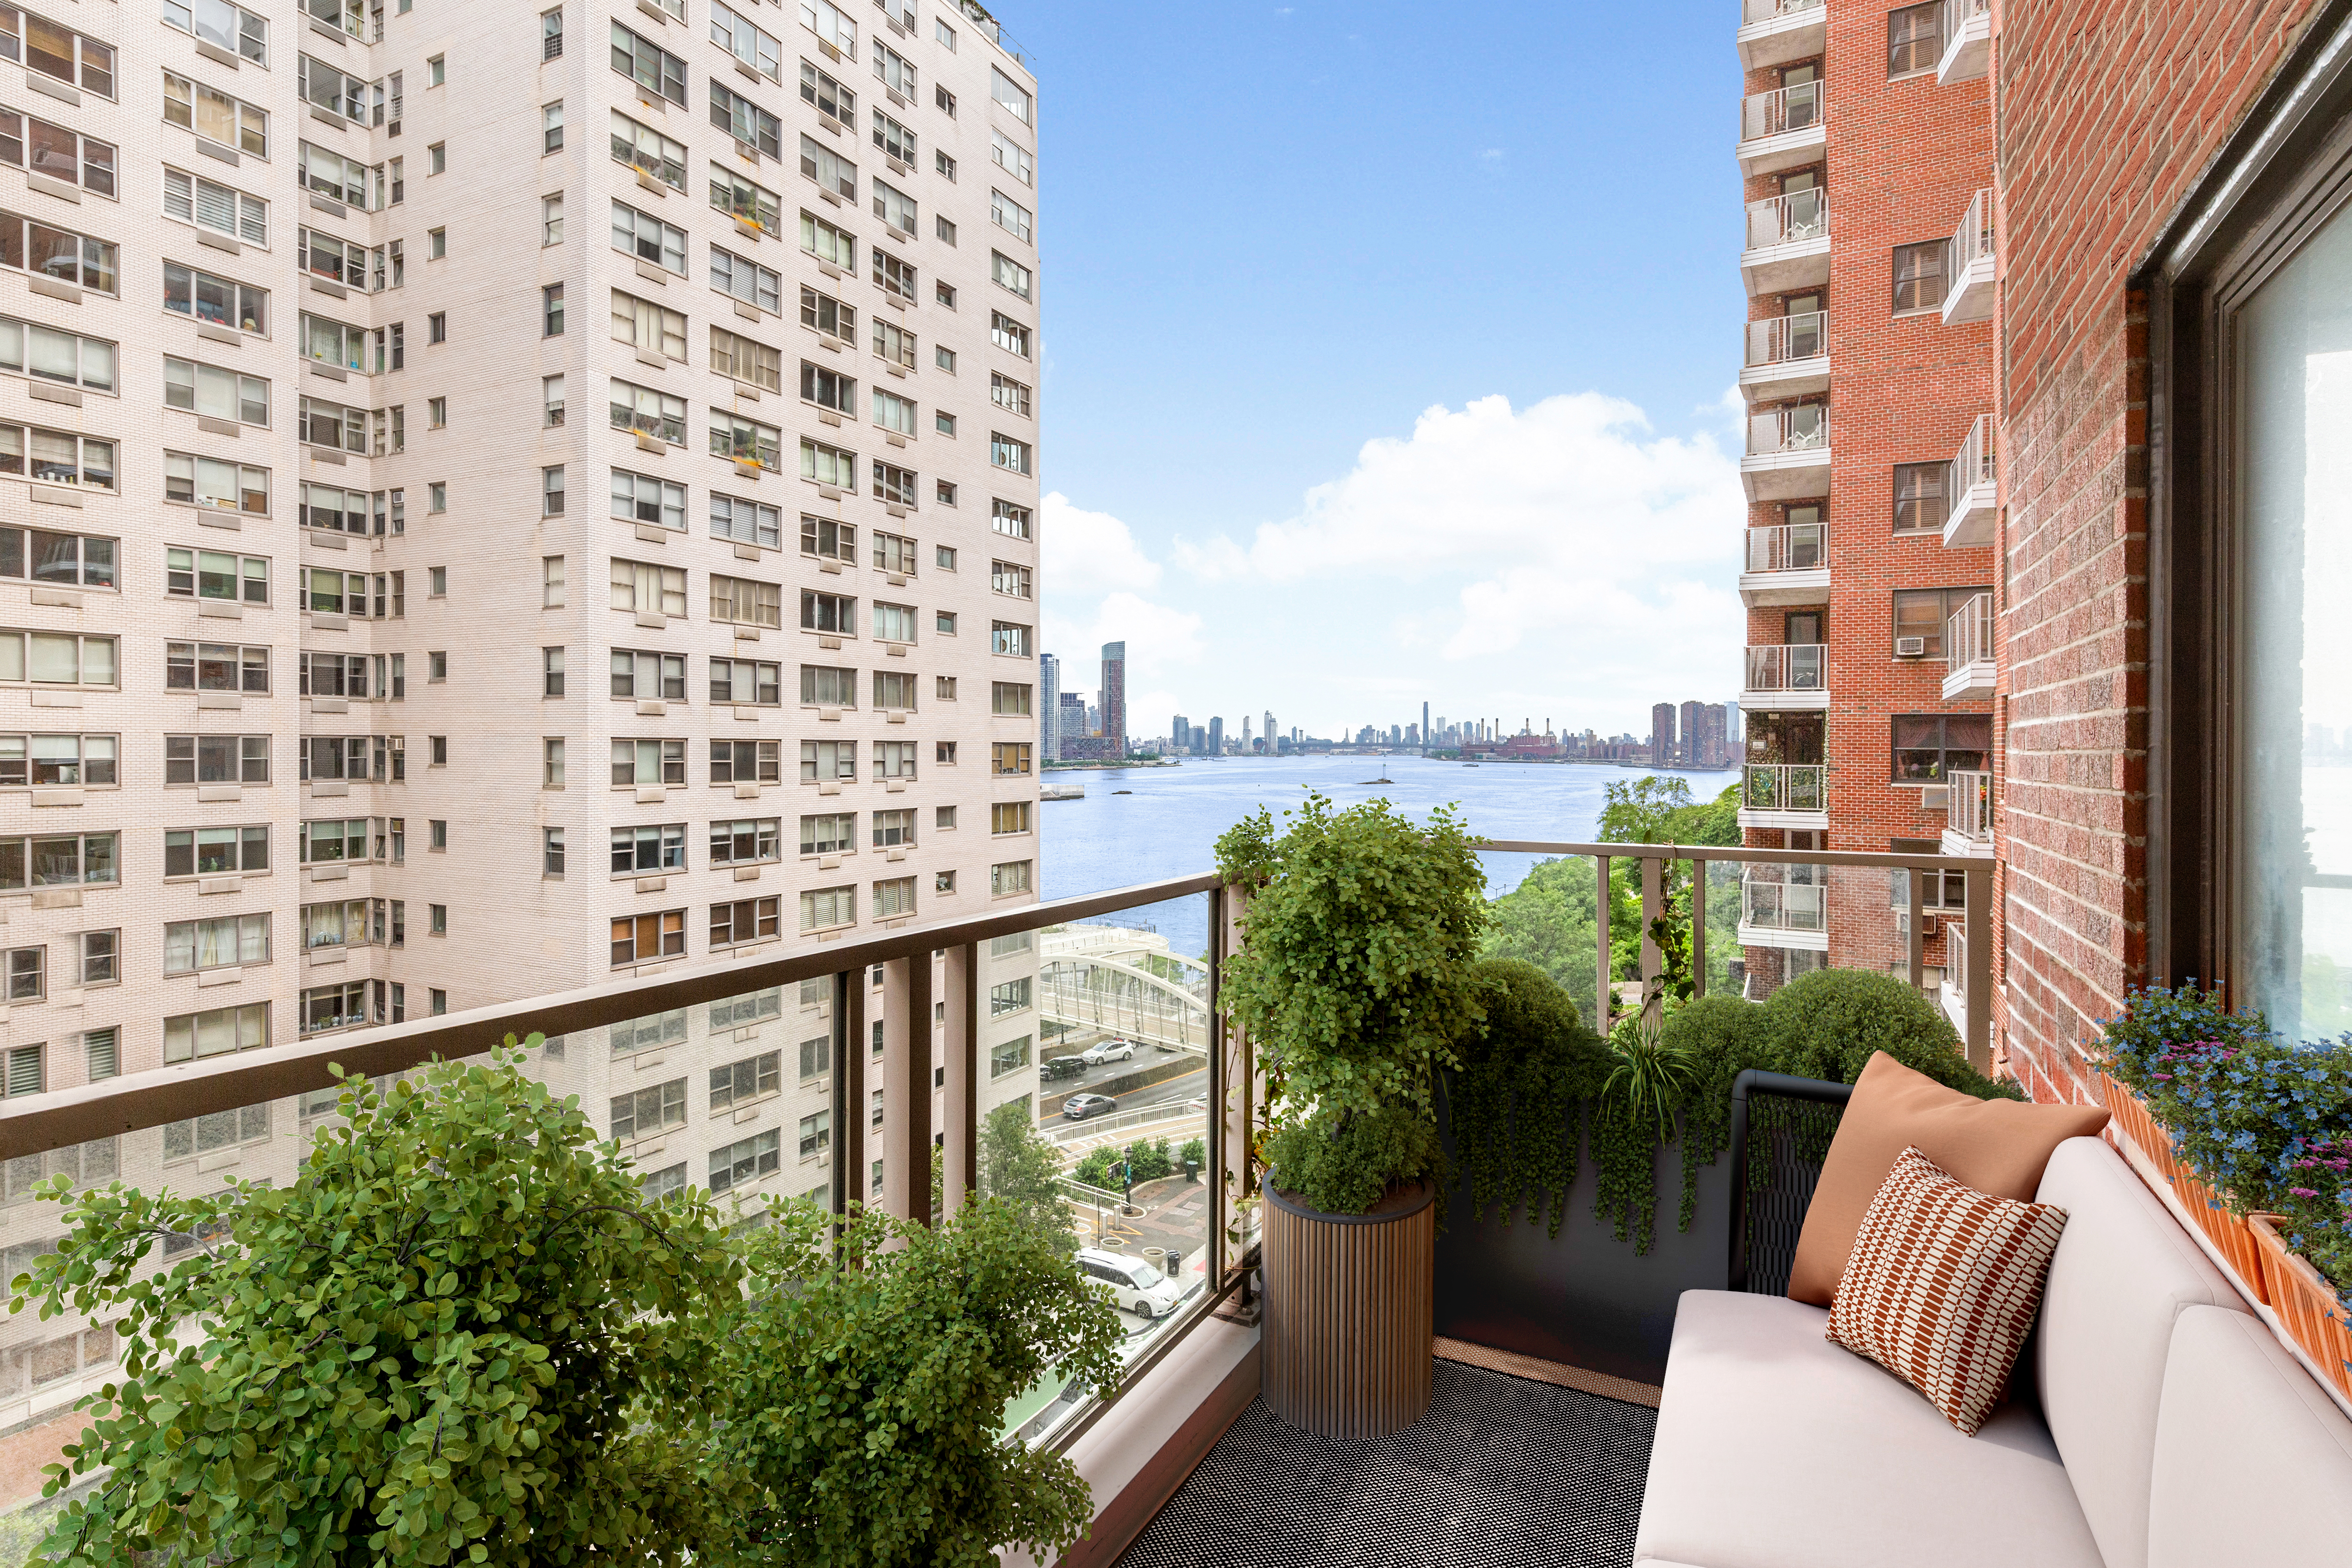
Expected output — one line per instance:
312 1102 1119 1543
1041 491 1161 597
1044 590 1205 675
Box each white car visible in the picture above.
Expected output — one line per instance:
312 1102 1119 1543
1078 1038 1138 1065
1078 1247 1181 1320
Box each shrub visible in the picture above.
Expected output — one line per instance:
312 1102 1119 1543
1124 1138 1175 1184
1756 968 2018 1099
1265 1103 1448 1218
1177 1137 1207 1170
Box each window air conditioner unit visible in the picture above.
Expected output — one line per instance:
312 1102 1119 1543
1895 636 1926 656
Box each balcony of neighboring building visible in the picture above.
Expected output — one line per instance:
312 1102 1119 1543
1736 0 1826 71
1741 403 1830 501
1739 515 1829 607
1740 309 1829 404
1943 187 1995 325
1738 79 1825 178
1937 0 1991 84
1736 862 1828 951
1942 414 1997 547
1942 591 1995 701
1741 641 1828 711
1738 763 1827 832
1940 767 1994 859
1742 186 1830 296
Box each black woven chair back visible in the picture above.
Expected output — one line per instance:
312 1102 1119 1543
1726 1070 1853 1295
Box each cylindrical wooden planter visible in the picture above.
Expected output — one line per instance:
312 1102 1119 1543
1261 1177 1436 1438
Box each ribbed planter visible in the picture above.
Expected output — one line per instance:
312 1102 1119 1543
2094 1070 2267 1302
2250 1215 2352 1404
1262 1176 1436 1438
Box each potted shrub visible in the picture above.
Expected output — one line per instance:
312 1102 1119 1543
1215 793 1486 1436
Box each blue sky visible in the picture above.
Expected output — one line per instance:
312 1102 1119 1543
1017 0 1750 740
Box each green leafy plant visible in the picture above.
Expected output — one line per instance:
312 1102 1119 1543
1177 1137 1207 1170
1445 958 1610 1238
1122 1138 1174 1184
979 1100 1077 1254
1262 1106 1447 1220
12 1040 740 1568
694 1195 1123 1568
1605 1014 1700 1145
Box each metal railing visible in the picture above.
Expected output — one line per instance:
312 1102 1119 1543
1745 520 1828 573
1741 80 1824 143
1748 403 1829 456
1947 186 1994 288
1741 866 1827 932
1745 643 1827 692
1942 0 1990 42
1950 412 1996 496
1742 763 1827 813
1948 768 1994 842
1746 310 1827 367
1746 187 1829 250
1743 0 1826 21
1947 591 1994 672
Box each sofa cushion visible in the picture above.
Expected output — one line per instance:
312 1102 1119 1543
2031 1136 2251 1568
2147 1305 2352 1568
1788 1053 2109 1305
1634 1290 2103 1568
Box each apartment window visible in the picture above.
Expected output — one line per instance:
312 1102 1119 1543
989 373 1033 419
871 807 915 848
712 1130 781 1192
992 500 1033 541
713 493 783 549
162 0 267 65
990 189 1033 245
802 739 857 782
872 876 916 921
0 212 113 294
0 733 112 787
935 740 956 765
1892 462 1947 533
801 885 855 931
710 0 782 80
871 602 917 645
425 52 445 85
163 823 265 878
800 133 858 201
612 291 686 361
611 21 685 103
990 434 1033 476
300 230 372 289
296 397 367 455
611 911 686 967
165 914 268 975
426 305 445 336
868 532 916 576
539 646 565 699
710 1050 782 1114
0 629 114 688
1890 714 1991 784
986 738 1036 779
163 165 268 245
711 81 782 159
871 462 918 509
873 247 917 301
937 83 956 116
800 286 858 344
714 412 783 470
609 561 687 621
297 143 381 209
872 108 918 167
1887 1 1941 74
710 818 781 866
990 860 1033 897
426 142 446 177
872 38 914 96
163 1002 268 1063
872 318 916 370
1892 240 1946 313
613 110 686 190
166 263 264 334
543 101 564 155
611 650 687 702
298 652 373 698
542 283 565 337
801 439 859 491
936 611 957 636
990 128 1033 189
800 812 854 855
612 200 688 275
992 561 1033 599
992 801 1033 837
712 247 784 314
165 734 270 786
611 470 686 533
989 1036 1033 1080
796 1032 830 1082
873 740 916 781
610 380 687 446
988 314 1033 362
712 739 781 784
543 736 565 784
611 824 687 876
801 519 858 566
161 548 265 608
709 658 780 706
611 1078 687 1143
543 466 566 517
297 55 369 121
711 897 781 948
611 738 687 786
872 670 917 712
0 318 111 399
0 108 112 198
710 574 783 629
388 157 403 204
990 66 1031 124
872 389 915 436
872 182 916 238
2 426 113 491
79 931 116 988
2 528 113 590
714 169 784 232
542 194 564 247
801 211 855 270
1892 587 1988 658
801 664 856 707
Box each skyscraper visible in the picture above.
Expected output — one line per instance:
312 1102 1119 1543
1041 654 1063 763
1208 716 1224 756
1680 701 1706 766
1099 642 1127 757
1652 703 1679 765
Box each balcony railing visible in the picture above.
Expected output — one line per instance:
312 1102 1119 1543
1740 864 1826 932
1747 404 1828 457
1746 310 1827 367
1947 591 1994 673
1947 767 1993 843
1744 520 1827 574
1745 187 1829 251
1945 413 1998 546
1742 0 1825 20
1740 80 1823 143
1938 0 1992 83
1944 186 1995 322
1741 762 1826 814
1744 642 1826 692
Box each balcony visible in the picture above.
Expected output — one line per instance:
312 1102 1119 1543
1737 81 1825 178
1942 413 1998 547
1738 762 1827 830
1942 590 1995 700
1740 310 1829 403
1736 862 1827 950
1742 404 1830 501
1942 767 1994 858
1739 520 1830 607
1937 0 1991 84
1742 187 1831 296
1736 0 1826 71
1742 642 1829 710
1943 187 1995 325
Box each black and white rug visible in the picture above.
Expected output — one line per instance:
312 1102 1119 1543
1113 1358 1656 1568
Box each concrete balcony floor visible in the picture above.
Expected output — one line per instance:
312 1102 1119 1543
1116 1351 1656 1568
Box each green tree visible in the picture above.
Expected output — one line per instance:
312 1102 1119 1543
1480 856 1601 1026
696 1197 1123 1568
14 1043 739 1568
979 1100 1075 1253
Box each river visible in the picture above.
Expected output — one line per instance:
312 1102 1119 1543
1040 754 1738 959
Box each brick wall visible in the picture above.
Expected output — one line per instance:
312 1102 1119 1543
1993 0 2327 1093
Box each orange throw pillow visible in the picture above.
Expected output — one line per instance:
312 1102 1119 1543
1786 1051 2106 1306
1827 1146 2069 1435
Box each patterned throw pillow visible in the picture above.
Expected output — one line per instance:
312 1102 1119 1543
1825 1144 2069 1435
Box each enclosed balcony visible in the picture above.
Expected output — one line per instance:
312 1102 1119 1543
1941 590 1994 700
1736 0 1827 71
1937 0 1991 84
1738 762 1827 830
1943 187 1994 324
1740 310 1829 403
1741 404 1830 501
1942 414 1997 547
1737 80 1825 177
1742 187 1831 296
1942 767 1994 858
1739 519 1830 606
1742 642 1829 709
1736 862 1828 950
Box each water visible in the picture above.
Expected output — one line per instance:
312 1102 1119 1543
1041 754 1738 960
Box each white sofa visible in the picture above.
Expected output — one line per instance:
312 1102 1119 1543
1634 1136 2352 1568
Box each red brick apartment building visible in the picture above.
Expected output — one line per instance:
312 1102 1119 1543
1735 0 2352 1103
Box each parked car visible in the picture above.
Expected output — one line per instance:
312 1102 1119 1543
1041 1054 1089 1082
1061 1092 1119 1120
1078 1038 1138 1066
1077 1247 1180 1321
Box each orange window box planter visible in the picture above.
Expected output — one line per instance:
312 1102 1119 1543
2094 1070 2266 1303
2250 1215 2352 1406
